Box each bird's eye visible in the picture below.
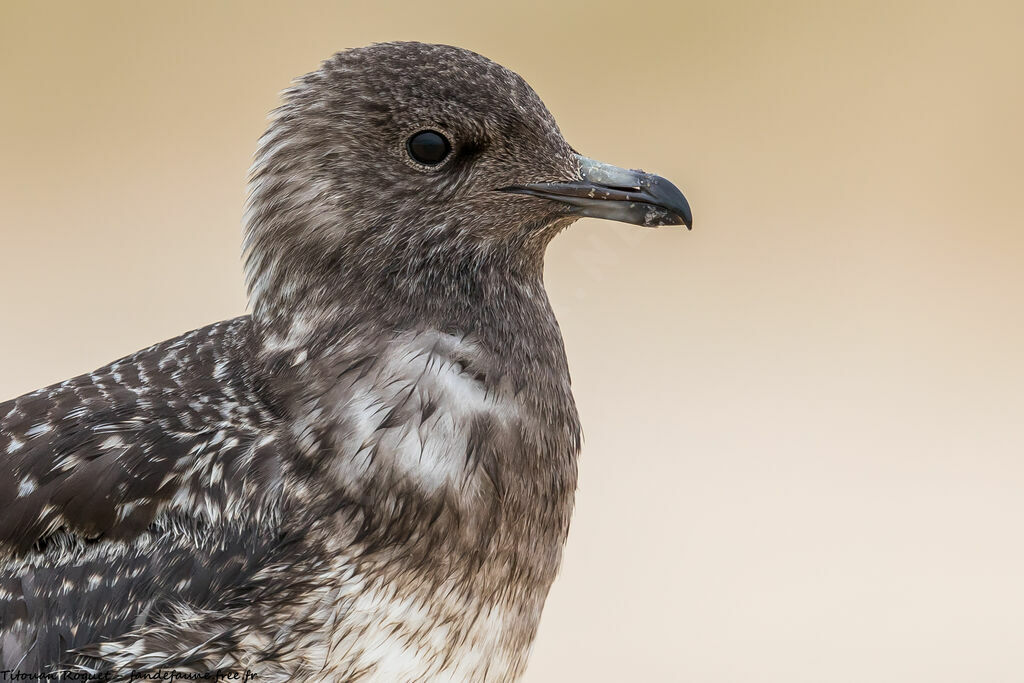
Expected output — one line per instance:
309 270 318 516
406 130 451 166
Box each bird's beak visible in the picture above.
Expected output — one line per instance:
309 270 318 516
501 154 692 229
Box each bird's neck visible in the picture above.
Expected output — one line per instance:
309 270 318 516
249 231 582 589
252 229 571 391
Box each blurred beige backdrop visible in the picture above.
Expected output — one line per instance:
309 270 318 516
2 1 1023 681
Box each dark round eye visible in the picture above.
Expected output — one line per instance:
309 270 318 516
406 130 451 165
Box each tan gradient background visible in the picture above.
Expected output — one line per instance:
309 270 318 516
2 1 1023 680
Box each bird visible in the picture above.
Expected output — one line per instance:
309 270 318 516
0 42 691 681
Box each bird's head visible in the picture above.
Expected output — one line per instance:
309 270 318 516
243 42 691 334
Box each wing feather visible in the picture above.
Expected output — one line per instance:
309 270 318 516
0 316 287 672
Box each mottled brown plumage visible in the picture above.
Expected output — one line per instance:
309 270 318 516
0 42 690 681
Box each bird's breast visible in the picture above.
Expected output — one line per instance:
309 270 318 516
292 329 530 505
270 328 577 680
